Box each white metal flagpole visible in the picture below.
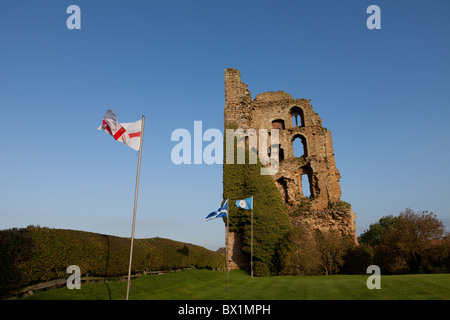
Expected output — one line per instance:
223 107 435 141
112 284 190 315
126 115 145 300
226 198 229 292
251 196 253 279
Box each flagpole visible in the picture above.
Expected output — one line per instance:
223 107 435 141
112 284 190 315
251 196 253 279
126 115 145 300
226 198 229 292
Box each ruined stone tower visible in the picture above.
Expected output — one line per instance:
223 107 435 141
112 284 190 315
224 68 357 270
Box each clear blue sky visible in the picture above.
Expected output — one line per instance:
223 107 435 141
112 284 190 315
1 0 449 250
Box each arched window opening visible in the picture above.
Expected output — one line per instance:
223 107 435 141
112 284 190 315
290 106 305 127
292 135 307 158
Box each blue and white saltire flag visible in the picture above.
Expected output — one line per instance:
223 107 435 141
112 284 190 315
236 197 253 210
205 199 228 221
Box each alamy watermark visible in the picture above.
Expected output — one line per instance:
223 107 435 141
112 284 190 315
171 121 280 175
366 265 381 289
66 265 81 289
65 4 379 31
66 5 81 30
367 5 381 30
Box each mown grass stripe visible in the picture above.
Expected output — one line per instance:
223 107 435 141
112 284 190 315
23 270 450 300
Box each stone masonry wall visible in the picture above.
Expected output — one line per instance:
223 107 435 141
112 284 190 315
226 231 248 270
224 68 357 270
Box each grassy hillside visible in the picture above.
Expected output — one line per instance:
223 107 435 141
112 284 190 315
24 269 450 300
0 226 224 297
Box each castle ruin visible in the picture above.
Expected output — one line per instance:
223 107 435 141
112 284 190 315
224 68 357 270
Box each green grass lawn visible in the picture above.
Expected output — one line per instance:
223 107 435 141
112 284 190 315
24 269 450 300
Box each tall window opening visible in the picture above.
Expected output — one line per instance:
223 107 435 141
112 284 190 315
301 174 311 198
290 106 305 127
300 166 315 199
292 135 307 158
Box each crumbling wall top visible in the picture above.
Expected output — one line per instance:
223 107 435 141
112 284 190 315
225 68 252 108
254 91 292 102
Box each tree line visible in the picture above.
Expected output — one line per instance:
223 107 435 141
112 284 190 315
277 208 450 276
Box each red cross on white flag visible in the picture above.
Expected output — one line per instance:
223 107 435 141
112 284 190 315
98 109 142 151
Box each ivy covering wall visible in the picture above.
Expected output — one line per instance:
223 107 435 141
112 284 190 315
223 126 292 276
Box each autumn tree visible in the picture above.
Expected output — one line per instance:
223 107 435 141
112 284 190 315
375 208 446 273
358 215 398 246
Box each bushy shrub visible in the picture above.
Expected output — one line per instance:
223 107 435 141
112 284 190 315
277 226 321 276
278 228 354 276
341 243 374 274
314 230 353 275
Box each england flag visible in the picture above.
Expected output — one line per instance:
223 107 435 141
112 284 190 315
98 109 142 151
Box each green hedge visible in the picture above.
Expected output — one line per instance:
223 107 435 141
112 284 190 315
0 226 224 297
146 238 225 271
